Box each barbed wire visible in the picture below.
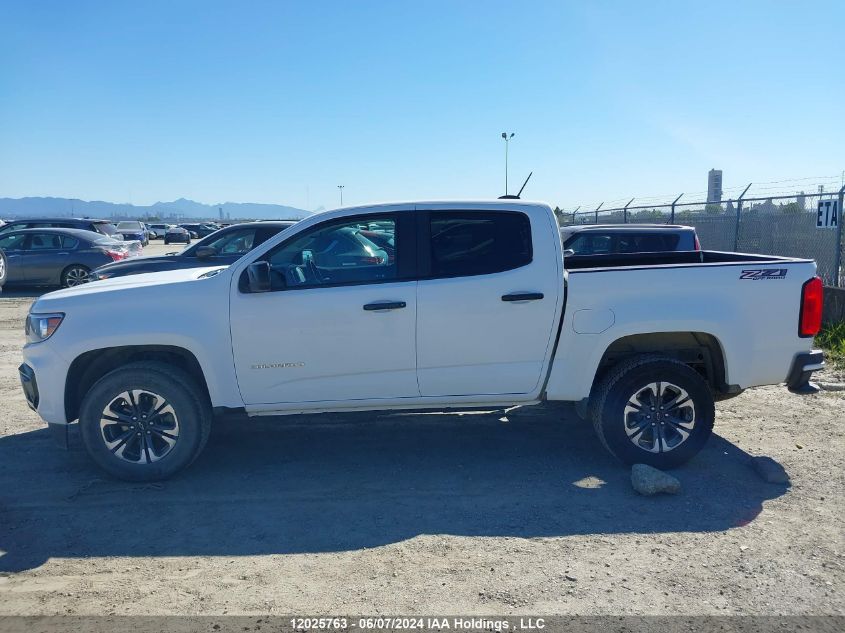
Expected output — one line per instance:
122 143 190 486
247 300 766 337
562 175 844 211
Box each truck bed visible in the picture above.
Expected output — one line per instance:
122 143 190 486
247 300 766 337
546 250 818 402
564 250 811 270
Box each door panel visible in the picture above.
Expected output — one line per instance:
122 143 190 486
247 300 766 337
23 234 68 284
229 212 419 406
231 282 418 404
416 208 562 397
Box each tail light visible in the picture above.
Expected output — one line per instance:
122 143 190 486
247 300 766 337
100 248 127 262
693 235 701 251
799 276 823 337
362 256 385 265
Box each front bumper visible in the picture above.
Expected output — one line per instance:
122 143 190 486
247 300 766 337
20 361 70 448
786 350 825 394
18 363 39 411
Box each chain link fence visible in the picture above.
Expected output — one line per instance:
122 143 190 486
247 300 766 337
559 191 844 287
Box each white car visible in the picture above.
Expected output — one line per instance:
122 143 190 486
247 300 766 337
20 200 824 480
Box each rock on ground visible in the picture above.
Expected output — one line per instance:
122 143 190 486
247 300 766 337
631 463 681 496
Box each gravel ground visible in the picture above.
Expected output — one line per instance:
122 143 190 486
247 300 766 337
0 286 843 616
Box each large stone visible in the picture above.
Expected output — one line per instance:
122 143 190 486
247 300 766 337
631 463 681 496
750 456 790 484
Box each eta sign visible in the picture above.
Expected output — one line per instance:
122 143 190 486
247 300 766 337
816 199 839 229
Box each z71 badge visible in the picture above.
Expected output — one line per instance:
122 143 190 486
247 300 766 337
740 269 788 280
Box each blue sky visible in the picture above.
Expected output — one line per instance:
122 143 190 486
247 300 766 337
1 0 843 211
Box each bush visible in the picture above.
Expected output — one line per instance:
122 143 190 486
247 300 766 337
816 321 845 368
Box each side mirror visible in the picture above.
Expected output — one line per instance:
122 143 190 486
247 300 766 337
246 261 272 293
196 246 217 260
563 248 575 257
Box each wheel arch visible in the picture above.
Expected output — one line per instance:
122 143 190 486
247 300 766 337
60 263 91 286
591 331 734 396
65 345 211 423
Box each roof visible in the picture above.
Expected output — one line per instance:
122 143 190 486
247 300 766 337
0 227 114 240
321 199 552 214
2 217 112 223
560 223 694 233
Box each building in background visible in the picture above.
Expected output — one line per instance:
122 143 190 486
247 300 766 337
707 169 723 203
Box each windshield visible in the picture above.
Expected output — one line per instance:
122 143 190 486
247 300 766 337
97 223 120 236
117 221 142 230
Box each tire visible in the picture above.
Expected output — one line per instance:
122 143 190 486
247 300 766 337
590 355 715 469
61 265 91 288
78 362 212 481
164 238 171 245
0 248 7 288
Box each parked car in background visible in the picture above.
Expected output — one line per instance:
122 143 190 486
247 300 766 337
148 223 172 240
0 228 129 287
164 226 191 245
560 224 700 256
179 223 218 239
116 221 149 246
0 218 124 240
359 228 395 263
94 221 297 280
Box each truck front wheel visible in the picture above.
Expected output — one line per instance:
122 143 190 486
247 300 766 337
590 355 715 469
78 362 212 481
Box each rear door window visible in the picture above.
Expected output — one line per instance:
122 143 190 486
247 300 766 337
27 233 63 250
428 211 532 278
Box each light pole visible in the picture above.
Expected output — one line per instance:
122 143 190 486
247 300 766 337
337 185 345 206
501 132 514 196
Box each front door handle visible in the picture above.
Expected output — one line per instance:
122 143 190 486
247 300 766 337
363 301 407 311
502 293 544 302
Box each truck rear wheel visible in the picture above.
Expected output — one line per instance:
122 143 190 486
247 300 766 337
78 362 211 481
590 355 714 469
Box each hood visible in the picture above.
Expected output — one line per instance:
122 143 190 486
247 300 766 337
31 266 229 312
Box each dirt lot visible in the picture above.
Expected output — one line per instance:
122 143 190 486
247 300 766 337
0 287 843 616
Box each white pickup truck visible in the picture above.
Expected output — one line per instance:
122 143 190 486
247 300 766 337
19 201 825 481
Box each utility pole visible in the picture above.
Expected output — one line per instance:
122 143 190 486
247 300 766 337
337 185 345 206
501 132 514 196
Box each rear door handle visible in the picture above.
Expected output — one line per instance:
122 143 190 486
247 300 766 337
363 301 407 311
502 293 544 302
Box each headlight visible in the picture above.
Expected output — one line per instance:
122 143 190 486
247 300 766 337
25 313 65 343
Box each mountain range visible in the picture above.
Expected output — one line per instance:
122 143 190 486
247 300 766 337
0 197 312 221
